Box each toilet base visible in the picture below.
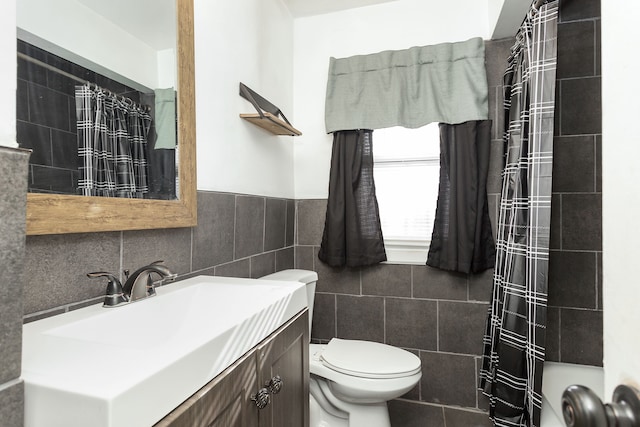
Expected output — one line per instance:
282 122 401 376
310 393 348 427
310 376 392 427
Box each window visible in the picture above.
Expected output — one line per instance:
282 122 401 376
373 123 440 264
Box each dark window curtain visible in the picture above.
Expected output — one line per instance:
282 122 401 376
146 147 176 200
318 130 387 267
141 92 177 200
426 120 495 274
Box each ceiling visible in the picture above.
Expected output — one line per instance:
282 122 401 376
282 0 400 17
76 0 176 50
75 0 395 49
72 0 523 49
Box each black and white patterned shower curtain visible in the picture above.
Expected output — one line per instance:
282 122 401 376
76 84 150 198
479 1 558 426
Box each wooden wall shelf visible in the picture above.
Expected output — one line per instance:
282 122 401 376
239 82 301 137
240 113 302 136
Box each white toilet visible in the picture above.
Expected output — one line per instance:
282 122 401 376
260 269 422 427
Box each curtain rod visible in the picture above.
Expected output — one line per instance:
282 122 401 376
17 51 150 112
18 51 86 85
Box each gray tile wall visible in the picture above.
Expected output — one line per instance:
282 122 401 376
296 200 493 425
22 191 296 319
548 0 603 367
0 147 30 427
298 1 603 424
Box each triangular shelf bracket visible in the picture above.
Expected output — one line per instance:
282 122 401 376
239 82 301 136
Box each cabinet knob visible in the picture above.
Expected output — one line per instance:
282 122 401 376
266 375 283 395
250 388 270 410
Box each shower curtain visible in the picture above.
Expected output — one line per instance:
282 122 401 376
479 1 558 426
76 84 151 198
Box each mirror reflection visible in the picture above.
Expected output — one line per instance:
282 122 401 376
16 0 178 200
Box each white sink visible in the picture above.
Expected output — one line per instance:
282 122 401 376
22 275 308 427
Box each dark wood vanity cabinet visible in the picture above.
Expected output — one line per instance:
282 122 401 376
156 310 309 427
256 310 309 427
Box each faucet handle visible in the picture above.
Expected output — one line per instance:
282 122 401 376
87 272 129 307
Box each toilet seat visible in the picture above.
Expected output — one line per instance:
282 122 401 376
319 338 421 379
310 341 422 405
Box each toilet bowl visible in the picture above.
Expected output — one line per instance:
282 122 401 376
260 269 422 427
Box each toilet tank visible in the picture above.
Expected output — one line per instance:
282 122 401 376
259 269 318 341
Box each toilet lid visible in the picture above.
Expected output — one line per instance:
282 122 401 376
320 338 421 379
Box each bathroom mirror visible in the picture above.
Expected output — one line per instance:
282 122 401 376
22 0 196 235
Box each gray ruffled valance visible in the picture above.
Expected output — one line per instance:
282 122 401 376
325 37 488 133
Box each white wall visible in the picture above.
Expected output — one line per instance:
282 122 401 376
194 0 295 198
157 48 177 89
17 0 161 90
0 1 16 148
488 0 531 40
292 0 490 198
601 0 640 397
488 0 505 31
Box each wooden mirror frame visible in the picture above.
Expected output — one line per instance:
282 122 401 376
26 0 196 235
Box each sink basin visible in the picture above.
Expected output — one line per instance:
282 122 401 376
22 275 307 427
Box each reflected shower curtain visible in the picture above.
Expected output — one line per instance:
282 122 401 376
479 2 558 427
76 84 151 198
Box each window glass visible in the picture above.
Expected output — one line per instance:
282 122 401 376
373 124 440 263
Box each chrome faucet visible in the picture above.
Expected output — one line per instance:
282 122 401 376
123 261 177 302
88 261 177 307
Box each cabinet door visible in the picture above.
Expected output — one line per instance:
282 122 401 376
155 351 259 427
256 310 309 427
